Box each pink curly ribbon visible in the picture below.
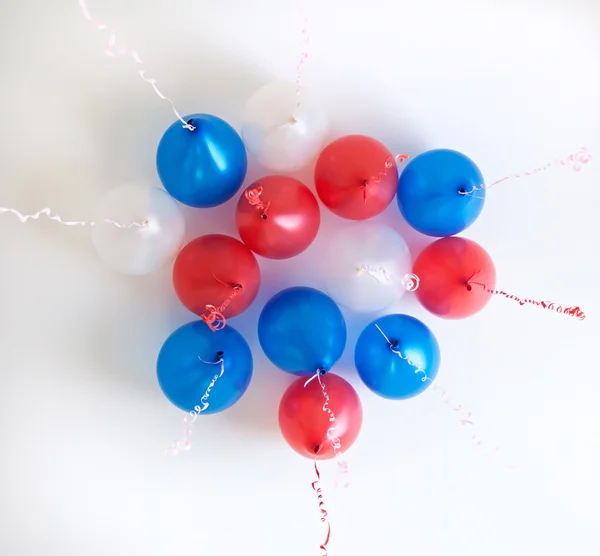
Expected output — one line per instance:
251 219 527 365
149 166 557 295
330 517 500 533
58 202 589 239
363 153 410 202
311 461 332 556
466 280 586 321
461 147 592 198
78 0 193 131
293 0 310 114
356 267 420 292
244 186 270 218
201 278 243 332
0 206 147 228
374 323 515 467
165 356 225 456
304 371 350 487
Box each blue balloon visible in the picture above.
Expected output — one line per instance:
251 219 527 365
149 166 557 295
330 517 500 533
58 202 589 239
258 286 347 376
355 314 440 400
156 113 247 208
397 149 485 237
157 321 253 413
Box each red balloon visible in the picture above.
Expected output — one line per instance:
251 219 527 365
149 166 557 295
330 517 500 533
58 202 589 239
173 234 260 323
236 175 320 259
278 373 363 460
314 135 398 220
413 237 496 319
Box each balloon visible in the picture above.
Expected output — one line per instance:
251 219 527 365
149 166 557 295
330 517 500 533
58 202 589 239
355 314 440 400
241 82 328 172
157 320 253 413
258 287 346 376
413 237 496 319
91 183 185 275
315 135 398 220
278 373 363 459
156 114 247 208
236 175 320 259
322 222 412 313
397 149 485 237
173 235 261 323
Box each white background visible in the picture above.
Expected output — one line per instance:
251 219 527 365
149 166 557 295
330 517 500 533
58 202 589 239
1 0 599 554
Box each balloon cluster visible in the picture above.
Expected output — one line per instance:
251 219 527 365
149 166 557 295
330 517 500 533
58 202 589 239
88 79 578 461
91 80 507 462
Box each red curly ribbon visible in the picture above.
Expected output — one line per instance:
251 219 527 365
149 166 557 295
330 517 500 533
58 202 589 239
461 147 592 198
244 186 270 217
363 153 410 203
467 280 586 321
201 277 243 331
311 461 331 556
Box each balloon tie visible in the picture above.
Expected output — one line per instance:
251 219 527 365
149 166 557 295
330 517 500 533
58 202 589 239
466 280 586 321
459 147 592 198
78 0 194 131
0 206 148 228
374 324 428 383
244 186 271 219
311 460 332 556
355 267 420 292
365 153 410 193
303 370 350 487
165 355 225 456
201 278 244 331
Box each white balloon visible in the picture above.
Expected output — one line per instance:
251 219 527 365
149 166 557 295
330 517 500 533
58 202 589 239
91 183 185 275
241 81 328 172
323 222 412 313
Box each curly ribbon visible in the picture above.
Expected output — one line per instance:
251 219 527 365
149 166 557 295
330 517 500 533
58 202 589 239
78 0 193 131
311 461 332 556
304 371 350 487
293 0 310 115
374 323 515 467
363 153 410 202
356 266 420 292
460 147 592 198
165 355 225 456
467 280 586 321
0 206 147 228
244 186 270 218
201 279 243 332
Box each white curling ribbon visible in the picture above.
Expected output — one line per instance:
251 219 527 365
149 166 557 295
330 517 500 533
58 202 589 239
401 273 420 292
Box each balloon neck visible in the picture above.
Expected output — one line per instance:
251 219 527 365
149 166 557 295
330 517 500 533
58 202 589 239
389 339 399 350
458 187 467 196
260 213 268 221
317 367 327 376
313 444 322 455
215 350 224 360
187 118 197 131
465 283 473 291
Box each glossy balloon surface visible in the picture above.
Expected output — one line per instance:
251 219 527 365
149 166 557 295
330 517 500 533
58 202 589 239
258 287 346 375
397 149 485 237
242 82 328 172
278 373 362 459
156 113 247 208
355 314 440 399
173 235 260 319
413 237 496 319
157 321 253 414
236 175 320 259
315 135 398 220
